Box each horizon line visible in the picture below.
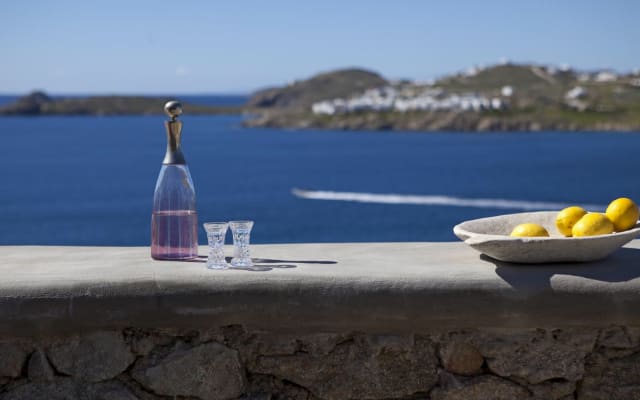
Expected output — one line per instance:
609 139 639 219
2 60 638 97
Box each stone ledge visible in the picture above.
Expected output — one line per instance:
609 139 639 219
1 242 640 336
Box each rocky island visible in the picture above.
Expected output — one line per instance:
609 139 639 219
4 63 640 132
245 64 640 132
0 92 241 116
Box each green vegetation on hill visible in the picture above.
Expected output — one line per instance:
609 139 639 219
246 64 640 132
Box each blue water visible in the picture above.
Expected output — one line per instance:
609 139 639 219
0 96 19 106
1 112 640 245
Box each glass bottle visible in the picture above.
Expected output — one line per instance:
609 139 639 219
151 101 198 260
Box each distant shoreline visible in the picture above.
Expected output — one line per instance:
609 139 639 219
0 92 245 117
242 108 640 133
5 62 640 133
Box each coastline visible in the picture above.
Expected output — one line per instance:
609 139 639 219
0 92 243 117
243 109 640 133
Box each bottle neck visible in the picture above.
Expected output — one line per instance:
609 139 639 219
163 120 186 165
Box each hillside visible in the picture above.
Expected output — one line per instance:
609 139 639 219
247 68 387 111
245 64 640 132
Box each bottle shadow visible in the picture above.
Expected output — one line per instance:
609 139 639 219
251 257 337 265
222 256 298 270
224 262 298 272
484 247 640 291
226 265 274 272
186 255 337 272
181 256 208 263
184 257 277 272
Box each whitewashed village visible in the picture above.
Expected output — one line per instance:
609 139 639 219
311 62 640 115
312 85 510 114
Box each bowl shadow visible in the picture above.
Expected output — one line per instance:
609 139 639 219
483 247 640 291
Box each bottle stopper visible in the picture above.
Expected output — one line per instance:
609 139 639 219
164 100 183 120
162 100 186 165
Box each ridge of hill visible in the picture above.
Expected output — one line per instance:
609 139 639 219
247 68 388 110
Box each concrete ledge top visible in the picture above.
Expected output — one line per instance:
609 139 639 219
2 242 640 335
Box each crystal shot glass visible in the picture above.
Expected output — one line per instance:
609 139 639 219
229 220 254 268
203 222 229 270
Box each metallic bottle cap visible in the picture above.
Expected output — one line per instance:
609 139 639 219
162 100 186 165
164 100 183 120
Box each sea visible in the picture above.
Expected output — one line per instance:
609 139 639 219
1 94 640 245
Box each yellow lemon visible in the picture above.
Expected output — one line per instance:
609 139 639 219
510 223 550 237
555 206 588 237
605 197 639 232
572 213 614 237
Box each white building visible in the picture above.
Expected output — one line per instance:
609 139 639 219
501 86 514 97
311 85 504 115
577 73 591 82
311 101 336 115
594 71 618 82
565 86 587 100
559 64 572 72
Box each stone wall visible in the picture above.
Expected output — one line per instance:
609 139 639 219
3 244 640 399
1 325 639 400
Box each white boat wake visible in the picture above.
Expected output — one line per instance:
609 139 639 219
291 188 606 211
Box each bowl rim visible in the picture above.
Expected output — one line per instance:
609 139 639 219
453 210 640 243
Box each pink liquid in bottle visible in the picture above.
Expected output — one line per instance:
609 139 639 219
151 164 198 260
151 210 198 260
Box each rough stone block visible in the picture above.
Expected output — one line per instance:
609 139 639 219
124 328 175 356
248 332 299 356
244 373 314 400
432 373 530 400
297 333 345 356
527 379 576 400
440 341 484 376
474 330 589 384
0 343 28 378
0 378 138 400
251 334 438 399
131 341 246 400
597 326 639 349
27 349 54 382
578 351 640 400
47 331 134 382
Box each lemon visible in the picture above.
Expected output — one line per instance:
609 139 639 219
556 206 588 237
572 213 614 237
510 223 550 237
605 197 639 232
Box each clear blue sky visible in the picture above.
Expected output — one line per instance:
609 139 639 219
2 0 638 94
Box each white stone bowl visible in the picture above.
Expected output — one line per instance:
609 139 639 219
453 211 640 264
